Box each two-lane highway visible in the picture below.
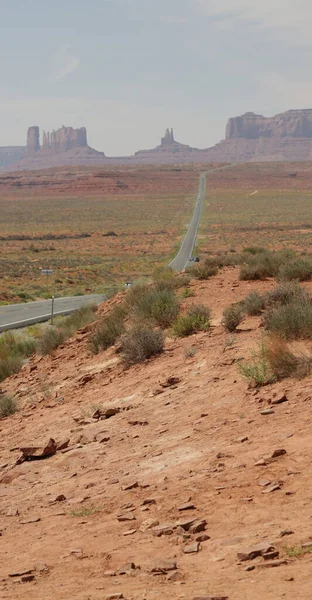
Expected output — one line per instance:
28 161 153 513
168 172 206 272
0 294 105 333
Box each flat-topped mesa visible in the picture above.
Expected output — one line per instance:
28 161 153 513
161 128 175 146
27 126 40 154
42 126 88 152
226 109 312 139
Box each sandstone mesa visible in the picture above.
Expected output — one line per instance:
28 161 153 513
3 109 312 170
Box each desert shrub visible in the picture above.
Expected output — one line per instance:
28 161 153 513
264 282 309 308
0 331 37 382
239 263 269 281
129 286 180 328
0 355 23 382
222 304 244 332
60 304 98 337
172 304 210 337
89 306 126 354
181 287 195 299
124 283 150 310
0 331 36 359
238 339 275 386
120 326 164 366
0 394 18 418
264 298 312 340
243 246 267 255
278 258 312 282
189 263 219 280
38 327 66 355
265 336 312 380
153 267 178 291
244 292 265 316
239 248 292 281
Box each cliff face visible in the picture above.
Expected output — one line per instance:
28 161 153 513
26 126 40 154
42 126 88 152
5 109 312 171
226 109 312 139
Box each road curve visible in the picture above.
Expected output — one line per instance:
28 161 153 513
0 294 105 333
168 173 206 272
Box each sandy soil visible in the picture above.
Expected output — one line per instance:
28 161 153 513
1 268 312 600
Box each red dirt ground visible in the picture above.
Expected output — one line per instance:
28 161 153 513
1 268 312 600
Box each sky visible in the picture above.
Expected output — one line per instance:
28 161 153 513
1 0 312 155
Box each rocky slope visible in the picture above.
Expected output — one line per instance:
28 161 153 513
1 270 312 600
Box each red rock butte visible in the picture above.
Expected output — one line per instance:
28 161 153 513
3 109 312 170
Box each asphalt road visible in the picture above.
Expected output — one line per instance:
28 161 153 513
0 294 105 332
168 172 206 272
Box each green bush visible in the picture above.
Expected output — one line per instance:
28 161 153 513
238 339 275 387
0 331 37 382
89 306 126 354
181 287 195 298
0 355 23 383
38 327 66 355
278 258 312 281
60 304 97 336
129 286 180 328
264 299 312 340
120 326 164 366
244 292 265 316
172 304 210 337
265 336 311 380
243 246 267 255
264 282 308 307
0 394 18 418
189 263 219 280
240 248 298 281
222 304 244 332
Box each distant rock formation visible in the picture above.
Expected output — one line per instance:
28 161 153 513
27 126 40 154
226 109 312 139
4 109 312 170
42 126 88 152
0 147 25 169
161 128 175 146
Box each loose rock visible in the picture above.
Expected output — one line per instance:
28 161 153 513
184 542 200 553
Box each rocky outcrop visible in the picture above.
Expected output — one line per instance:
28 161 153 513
161 128 175 146
5 109 312 170
226 109 312 139
26 126 40 154
42 126 88 152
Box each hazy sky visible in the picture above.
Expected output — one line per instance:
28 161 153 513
2 0 312 155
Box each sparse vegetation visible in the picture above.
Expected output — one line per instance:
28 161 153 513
181 287 195 298
0 394 18 418
38 327 66 355
285 545 312 558
278 258 312 281
89 306 126 354
172 304 210 337
264 296 312 340
120 326 164 366
127 284 180 328
0 331 37 382
70 505 103 517
238 338 275 387
189 262 219 280
265 336 312 380
243 291 265 316
222 304 244 332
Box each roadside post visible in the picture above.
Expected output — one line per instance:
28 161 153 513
41 269 54 324
51 296 55 325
